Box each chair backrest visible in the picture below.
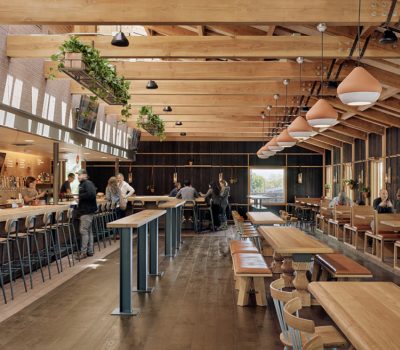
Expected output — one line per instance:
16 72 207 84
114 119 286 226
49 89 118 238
351 205 374 227
333 205 351 221
24 215 36 230
5 219 18 235
133 200 144 207
43 211 53 225
319 199 332 218
303 335 323 350
184 200 196 208
100 203 108 212
55 211 64 223
284 297 316 350
270 278 298 343
66 208 74 220
374 211 400 235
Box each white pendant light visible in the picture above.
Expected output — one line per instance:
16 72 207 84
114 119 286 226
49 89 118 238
287 116 313 140
336 0 382 105
276 129 297 147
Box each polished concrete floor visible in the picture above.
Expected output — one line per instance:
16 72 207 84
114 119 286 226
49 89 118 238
0 227 397 350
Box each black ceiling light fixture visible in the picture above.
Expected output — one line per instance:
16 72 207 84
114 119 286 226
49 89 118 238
175 121 183 126
180 132 186 136
111 26 130 47
163 106 172 112
380 29 398 44
146 80 158 89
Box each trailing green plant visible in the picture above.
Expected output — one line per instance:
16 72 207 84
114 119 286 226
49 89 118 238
324 183 331 189
137 106 166 141
343 179 358 189
50 35 131 121
361 186 370 193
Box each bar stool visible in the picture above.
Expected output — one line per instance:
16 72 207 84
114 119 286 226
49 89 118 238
183 200 198 232
0 236 9 303
1 219 27 299
35 211 60 278
132 200 144 213
197 202 215 232
58 208 80 265
92 204 107 250
54 211 73 270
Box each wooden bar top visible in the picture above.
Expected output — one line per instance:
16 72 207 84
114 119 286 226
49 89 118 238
247 211 284 225
380 220 400 228
107 209 166 228
158 200 186 209
128 196 205 203
309 282 400 350
257 226 333 254
0 204 71 222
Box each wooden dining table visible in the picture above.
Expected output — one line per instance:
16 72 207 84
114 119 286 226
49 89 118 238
309 281 400 350
129 195 205 204
355 214 374 220
247 211 284 225
380 220 400 228
258 226 333 306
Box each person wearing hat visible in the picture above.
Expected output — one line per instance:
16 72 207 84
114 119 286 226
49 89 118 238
76 169 97 259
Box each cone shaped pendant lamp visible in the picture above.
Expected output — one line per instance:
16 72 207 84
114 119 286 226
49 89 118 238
306 99 338 127
267 137 284 152
276 129 297 147
287 116 313 140
337 0 381 106
337 66 382 106
258 144 275 157
306 23 338 128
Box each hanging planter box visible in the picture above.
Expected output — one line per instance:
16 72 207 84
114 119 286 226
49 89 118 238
63 52 85 70
137 107 166 140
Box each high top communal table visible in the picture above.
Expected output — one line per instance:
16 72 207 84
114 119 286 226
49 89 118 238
129 196 205 205
107 209 166 316
158 199 185 257
309 281 400 350
0 204 72 222
257 226 333 306
247 211 284 226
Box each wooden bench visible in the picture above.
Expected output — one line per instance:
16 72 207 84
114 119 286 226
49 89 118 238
232 211 262 250
343 205 374 250
394 241 400 271
229 240 259 255
327 205 350 240
315 199 332 234
364 212 400 263
232 252 272 306
312 253 372 281
107 209 166 315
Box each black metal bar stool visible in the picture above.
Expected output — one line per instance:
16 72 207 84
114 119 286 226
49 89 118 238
182 200 198 232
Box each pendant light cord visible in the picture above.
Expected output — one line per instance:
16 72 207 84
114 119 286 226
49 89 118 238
320 29 324 98
357 0 361 65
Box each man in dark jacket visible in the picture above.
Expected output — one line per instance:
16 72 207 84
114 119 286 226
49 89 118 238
77 169 97 259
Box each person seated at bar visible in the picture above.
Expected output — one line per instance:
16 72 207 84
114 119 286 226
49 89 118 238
169 181 181 197
373 189 394 213
329 191 352 208
176 180 199 200
60 172 75 197
204 182 222 230
22 176 46 205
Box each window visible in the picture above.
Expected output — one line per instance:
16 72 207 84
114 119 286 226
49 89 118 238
343 163 353 201
325 165 333 198
249 168 285 204
371 159 383 201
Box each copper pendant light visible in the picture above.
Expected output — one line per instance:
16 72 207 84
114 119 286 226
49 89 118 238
306 23 338 128
336 0 382 105
287 116 313 140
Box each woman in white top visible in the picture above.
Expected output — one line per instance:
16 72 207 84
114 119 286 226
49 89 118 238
116 173 135 217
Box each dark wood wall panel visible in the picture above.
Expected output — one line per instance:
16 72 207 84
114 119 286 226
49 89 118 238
287 167 323 203
343 143 352 163
386 127 400 156
325 150 331 165
386 156 399 200
333 147 341 165
354 139 366 161
368 133 382 158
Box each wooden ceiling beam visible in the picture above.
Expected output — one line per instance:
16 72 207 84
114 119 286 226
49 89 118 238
320 130 354 144
300 141 330 153
330 124 367 140
9 35 399 59
44 60 353 80
313 135 343 148
145 25 197 36
68 79 324 96
206 25 267 36
302 139 333 151
0 1 392 25
340 117 385 135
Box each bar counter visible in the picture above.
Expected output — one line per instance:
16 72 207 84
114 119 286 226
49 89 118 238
0 204 72 222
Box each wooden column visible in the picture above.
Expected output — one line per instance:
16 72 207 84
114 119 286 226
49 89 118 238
52 143 60 205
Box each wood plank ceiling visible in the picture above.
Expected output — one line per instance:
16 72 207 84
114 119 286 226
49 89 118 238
4 0 400 150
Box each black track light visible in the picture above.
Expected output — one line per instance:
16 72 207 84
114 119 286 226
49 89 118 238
180 132 186 136
175 121 183 126
146 80 158 89
111 31 129 47
163 106 173 112
379 29 398 44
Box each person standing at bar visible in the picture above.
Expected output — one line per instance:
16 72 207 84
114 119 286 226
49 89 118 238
60 173 75 197
76 169 97 259
116 173 134 217
204 182 222 230
106 176 125 219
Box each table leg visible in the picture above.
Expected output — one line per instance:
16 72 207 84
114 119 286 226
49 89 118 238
149 218 164 277
171 207 177 252
281 253 294 287
177 206 183 246
134 224 153 293
292 253 313 307
164 208 174 257
271 251 283 277
111 227 139 316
